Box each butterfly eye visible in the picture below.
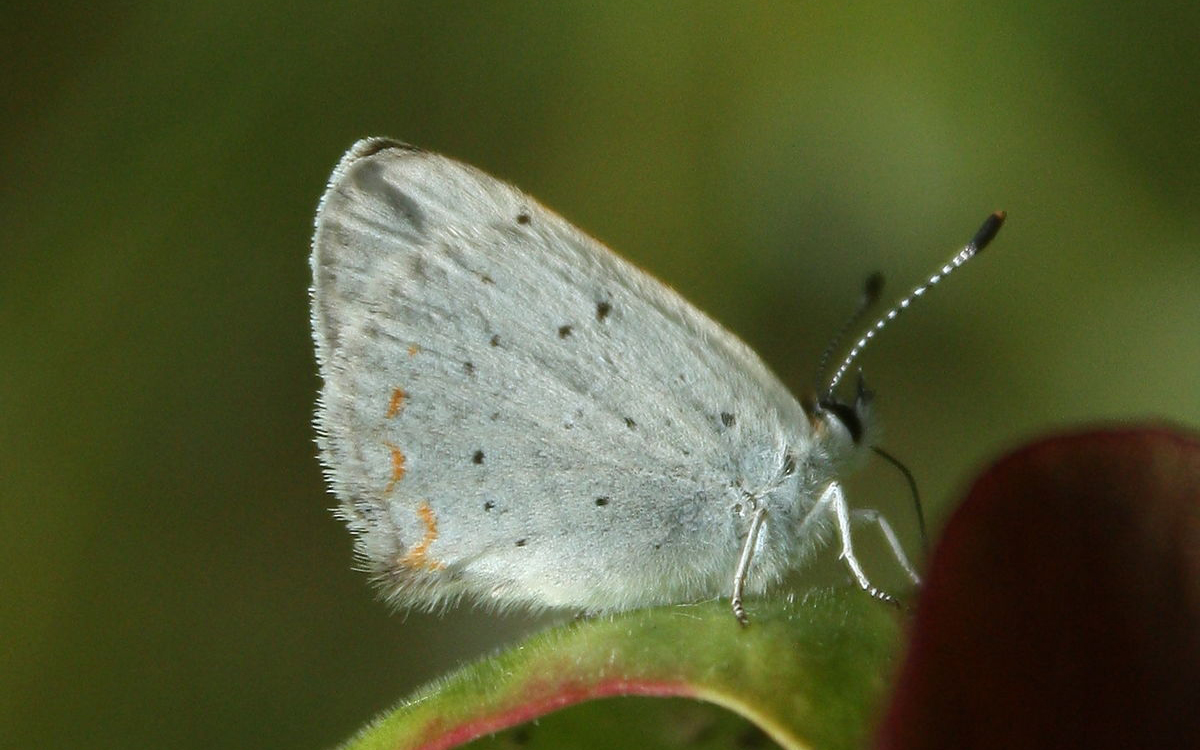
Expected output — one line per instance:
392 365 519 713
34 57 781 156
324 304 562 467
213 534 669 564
817 398 865 445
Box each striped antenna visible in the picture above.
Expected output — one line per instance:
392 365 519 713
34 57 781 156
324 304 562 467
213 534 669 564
824 211 1006 394
813 271 885 392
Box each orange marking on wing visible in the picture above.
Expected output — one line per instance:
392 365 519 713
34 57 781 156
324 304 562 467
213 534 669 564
407 344 420 356
400 501 445 570
384 443 406 493
386 388 406 418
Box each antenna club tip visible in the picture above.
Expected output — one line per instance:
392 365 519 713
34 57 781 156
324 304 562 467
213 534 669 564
971 210 1007 253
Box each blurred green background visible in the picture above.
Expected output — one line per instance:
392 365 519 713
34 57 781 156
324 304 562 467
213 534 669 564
2 2 1197 748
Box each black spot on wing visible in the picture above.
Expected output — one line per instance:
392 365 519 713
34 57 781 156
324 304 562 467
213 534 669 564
623 417 637 429
721 412 737 428
516 213 531 225
472 450 485 464
515 538 527 547
596 301 611 321
558 325 573 338
489 334 500 347
595 497 610 507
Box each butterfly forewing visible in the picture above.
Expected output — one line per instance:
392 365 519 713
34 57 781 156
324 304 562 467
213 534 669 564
311 139 815 612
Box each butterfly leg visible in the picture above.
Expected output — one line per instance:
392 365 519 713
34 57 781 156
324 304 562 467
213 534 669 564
730 505 768 626
851 508 921 585
824 482 901 607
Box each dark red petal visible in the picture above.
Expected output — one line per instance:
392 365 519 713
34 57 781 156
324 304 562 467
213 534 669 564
878 425 1200 750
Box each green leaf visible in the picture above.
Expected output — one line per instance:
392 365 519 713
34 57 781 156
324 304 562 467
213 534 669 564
340 589 903 750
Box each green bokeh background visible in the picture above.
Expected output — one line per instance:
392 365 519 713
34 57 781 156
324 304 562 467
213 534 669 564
3 3 1197 748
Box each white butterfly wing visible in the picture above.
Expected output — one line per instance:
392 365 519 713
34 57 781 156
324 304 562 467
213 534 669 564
311 139 816 612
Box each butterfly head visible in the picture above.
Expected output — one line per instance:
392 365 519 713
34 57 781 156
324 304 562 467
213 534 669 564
812 371 876 465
